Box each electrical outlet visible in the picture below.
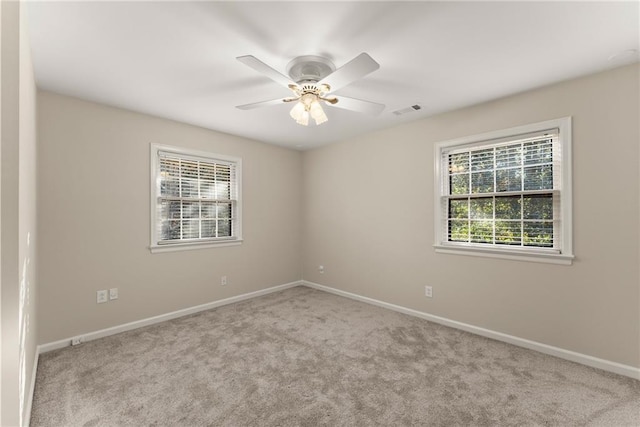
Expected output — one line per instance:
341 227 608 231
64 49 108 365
318 265 324 274
71 336 83 346
109 288 118 300
425 286 433 298
221 276 228 286
97 290 108 304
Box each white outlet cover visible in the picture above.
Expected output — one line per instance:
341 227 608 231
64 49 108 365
109 288 118 300
97 290 108 304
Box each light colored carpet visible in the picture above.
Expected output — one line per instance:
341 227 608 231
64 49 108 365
31 286 640 426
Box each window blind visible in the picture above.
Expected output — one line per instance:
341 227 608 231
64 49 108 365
156 151 238 244
441 129 562 251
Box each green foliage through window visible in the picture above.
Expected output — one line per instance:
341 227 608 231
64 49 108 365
445 136 556 248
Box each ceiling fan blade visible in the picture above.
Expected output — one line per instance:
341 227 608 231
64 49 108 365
236 98 288 110
329 96 385 115
318 53 380 92
237 55 294 89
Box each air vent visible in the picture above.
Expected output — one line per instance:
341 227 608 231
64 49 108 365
392 104 422 116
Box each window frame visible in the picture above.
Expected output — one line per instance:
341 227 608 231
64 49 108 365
150 144 243 253
433 117 573 265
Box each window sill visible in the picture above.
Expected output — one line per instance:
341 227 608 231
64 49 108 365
434 244 574 265
150 239 243 254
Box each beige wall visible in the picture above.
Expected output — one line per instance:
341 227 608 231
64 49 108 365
35 63 639 372
302 64 640 368
1 1 39 425
37 92 302 344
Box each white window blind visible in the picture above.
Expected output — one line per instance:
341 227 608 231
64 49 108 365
434 118 573 264
443 131 560 249
150 145 242 252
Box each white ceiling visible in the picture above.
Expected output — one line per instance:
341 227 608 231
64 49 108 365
26 1 639 150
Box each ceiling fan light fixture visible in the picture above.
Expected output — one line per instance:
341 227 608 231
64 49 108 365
300 93 316 107
289 101 309 126
299 111 310 126
310 100 328 125
290 93 328 126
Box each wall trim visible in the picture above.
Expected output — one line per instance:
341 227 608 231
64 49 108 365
23 351 39 427
39 280 302 354
302 280 640 380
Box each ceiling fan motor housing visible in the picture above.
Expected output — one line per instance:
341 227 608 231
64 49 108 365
287 55 336 84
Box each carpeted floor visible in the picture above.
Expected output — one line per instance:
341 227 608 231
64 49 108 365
31 286 639 426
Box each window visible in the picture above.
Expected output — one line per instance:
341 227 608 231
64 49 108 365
150 144 242 253
434 117 573 264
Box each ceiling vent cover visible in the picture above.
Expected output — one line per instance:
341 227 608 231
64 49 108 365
393 104 422 116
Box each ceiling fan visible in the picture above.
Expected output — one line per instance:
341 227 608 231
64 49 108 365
236 53 385 126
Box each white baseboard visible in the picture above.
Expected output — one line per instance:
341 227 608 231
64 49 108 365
23 351 39 427
39 280 302 354
302 280 640 380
